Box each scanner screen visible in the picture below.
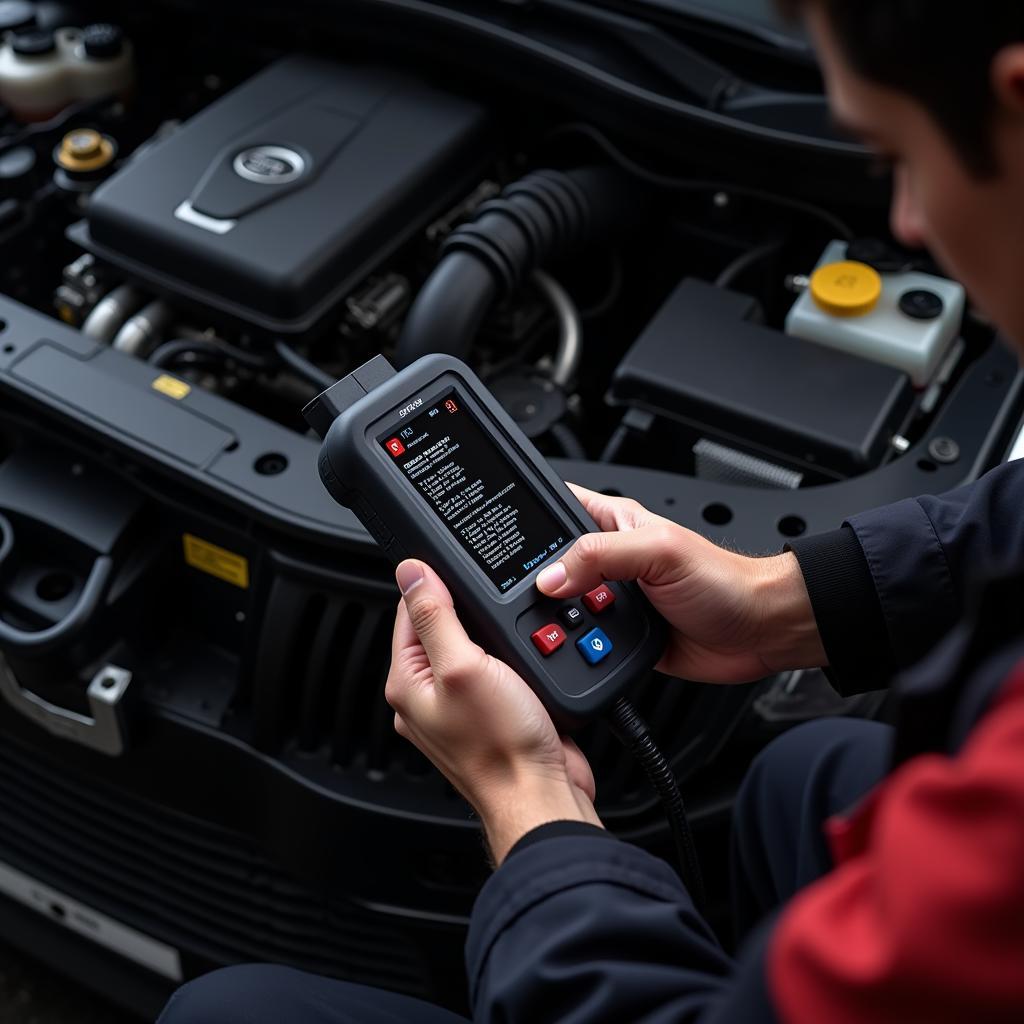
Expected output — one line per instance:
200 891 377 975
381 389 571 593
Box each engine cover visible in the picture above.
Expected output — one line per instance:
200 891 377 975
77 56 489 333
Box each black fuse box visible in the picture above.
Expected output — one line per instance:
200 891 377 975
610 278 914 476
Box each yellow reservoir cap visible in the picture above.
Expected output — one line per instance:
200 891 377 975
809 260 882 317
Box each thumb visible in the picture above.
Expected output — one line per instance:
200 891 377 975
536 524 677 598
395 560 478 679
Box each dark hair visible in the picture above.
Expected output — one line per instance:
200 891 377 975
780 1 1024 176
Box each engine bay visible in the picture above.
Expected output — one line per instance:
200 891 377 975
0 5 1011 499
2 5 1012 503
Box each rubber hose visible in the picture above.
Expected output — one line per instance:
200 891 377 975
396 255 498 369
395 167 635 367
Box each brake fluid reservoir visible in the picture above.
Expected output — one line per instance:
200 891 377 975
0 28 70 121
784 240 965 386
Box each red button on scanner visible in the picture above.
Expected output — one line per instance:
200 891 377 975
583 584 616 614
531 623 566 656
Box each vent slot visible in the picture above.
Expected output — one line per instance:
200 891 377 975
331 604 390 768
250 577 312 751
296 598 348 751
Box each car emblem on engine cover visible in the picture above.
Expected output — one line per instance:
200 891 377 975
232 145 306 184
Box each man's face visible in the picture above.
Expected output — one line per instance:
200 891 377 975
808 7 1024 348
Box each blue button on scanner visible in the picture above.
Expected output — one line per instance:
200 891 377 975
576 627 613 665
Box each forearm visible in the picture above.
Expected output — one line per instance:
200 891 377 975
752 551 828 674
477 774 604 866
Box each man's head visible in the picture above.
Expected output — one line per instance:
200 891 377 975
784 2 1024 345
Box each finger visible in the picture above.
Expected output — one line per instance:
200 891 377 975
536 523 677 597
388 599 431 685
386 602 428 713
566 484 658 533
395 559 482 685
391 597 419 657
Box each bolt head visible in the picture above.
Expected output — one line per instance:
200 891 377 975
928 437 960 464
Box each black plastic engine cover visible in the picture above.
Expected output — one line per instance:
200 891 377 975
78 56 489 333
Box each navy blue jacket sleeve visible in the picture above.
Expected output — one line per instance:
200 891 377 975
789 461 1024 695
466 834 780 1023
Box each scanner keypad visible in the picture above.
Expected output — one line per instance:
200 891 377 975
517 581 641 695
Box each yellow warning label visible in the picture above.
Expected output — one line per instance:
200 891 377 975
183 534 249 589
152 375 191 400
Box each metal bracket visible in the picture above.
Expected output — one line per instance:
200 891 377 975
0 655 131 756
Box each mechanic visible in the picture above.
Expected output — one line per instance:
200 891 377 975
159 3 1024 1022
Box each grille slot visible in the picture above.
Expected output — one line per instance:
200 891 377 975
297 598 347 750
250 577 312 751
331 605 391 769
0 734 431 994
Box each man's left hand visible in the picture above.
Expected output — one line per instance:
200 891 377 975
385 559 602 865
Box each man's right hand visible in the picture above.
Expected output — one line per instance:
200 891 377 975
536 485 827 683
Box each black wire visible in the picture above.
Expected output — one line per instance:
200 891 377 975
549 421 587 459
0 95 114 154
148 338 271 370
579 250 625 320
607 696 706 909
714 238 785 289
599 421 630 464
547 122 855 241
273 339 336 391
149 337 336 393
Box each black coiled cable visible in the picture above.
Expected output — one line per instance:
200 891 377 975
607 696 706 910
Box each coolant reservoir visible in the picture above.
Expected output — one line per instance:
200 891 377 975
0 24 133 122
784 240 965 386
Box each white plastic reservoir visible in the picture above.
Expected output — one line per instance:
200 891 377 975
785 240 965 386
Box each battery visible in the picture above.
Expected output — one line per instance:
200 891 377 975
610 278 914 475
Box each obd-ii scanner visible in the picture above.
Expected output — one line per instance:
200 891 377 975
304 354 703 902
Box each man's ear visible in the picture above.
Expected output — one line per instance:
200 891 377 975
991 44 1024 114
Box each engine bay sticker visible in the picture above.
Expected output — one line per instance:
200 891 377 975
183 534 250 588
152 374 192 400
